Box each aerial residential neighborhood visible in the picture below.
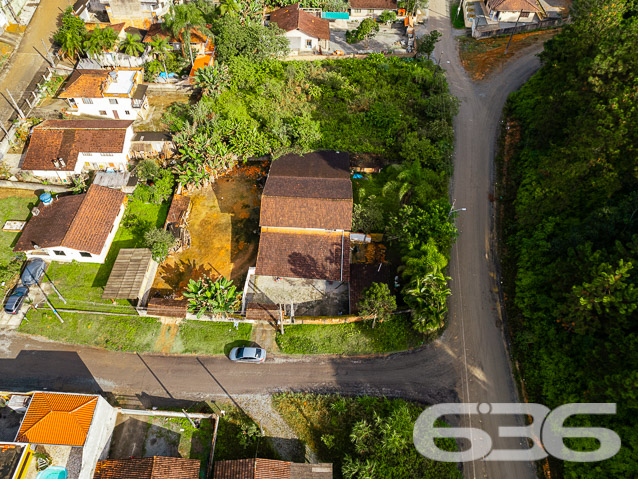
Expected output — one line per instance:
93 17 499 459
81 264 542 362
0 0 634 479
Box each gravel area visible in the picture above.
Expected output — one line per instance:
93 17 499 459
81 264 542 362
234 394 318 463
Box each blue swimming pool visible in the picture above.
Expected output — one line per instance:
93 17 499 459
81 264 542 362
36 467 67 479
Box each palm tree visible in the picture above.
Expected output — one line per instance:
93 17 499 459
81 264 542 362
118 33 145 57
163 3 205 66
219 0 241 17
381 159 446 208
83 26 118 58
56 29 84 60
149 35 170 78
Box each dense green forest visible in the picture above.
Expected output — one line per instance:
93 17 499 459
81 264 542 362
504 1 637 477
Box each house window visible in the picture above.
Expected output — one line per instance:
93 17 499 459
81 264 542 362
353 9 362 13
99 110 107 115
84 152 92 156
306 39 312 48
109 98 118 104
125 111 130 115
80 252 92 258
520 11 530 17
53 250 66 256
82 98 93 104
101 153 114 156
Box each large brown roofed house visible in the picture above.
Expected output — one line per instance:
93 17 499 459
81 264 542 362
94 457 200 479
21 119 133 172
14 185 126 255
214 458 333 479
270 3 330 40
486 0 542 11
350 0 398 9
255 229 350 282
260 151 352 230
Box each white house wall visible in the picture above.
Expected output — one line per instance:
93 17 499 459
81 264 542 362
78 396 117 479
350 8 386 17
68 96 144 120
496 11 538 22
285 30 323 53
25 202 126 264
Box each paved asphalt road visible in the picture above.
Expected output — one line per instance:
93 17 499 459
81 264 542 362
0 1 544 478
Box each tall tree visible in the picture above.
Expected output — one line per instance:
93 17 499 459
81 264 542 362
149 35 170 77
83 26 118 58
53 7 86 59
118 33 145 57
163 3 205 65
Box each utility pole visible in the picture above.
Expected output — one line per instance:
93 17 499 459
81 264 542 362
41 39 55 66
504 10 524 55
6 89 25 119
278 304 284 335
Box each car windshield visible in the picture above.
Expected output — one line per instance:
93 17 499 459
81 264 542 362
236 347 245 359
256 350 262 357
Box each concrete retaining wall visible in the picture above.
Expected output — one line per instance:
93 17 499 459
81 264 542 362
472 17 566 39
0 179 70 192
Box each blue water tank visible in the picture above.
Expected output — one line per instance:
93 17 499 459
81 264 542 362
40 193 52 206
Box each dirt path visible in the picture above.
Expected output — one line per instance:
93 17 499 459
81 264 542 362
0 0 74 129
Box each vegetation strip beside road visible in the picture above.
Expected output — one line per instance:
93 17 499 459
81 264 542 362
499 2 637 477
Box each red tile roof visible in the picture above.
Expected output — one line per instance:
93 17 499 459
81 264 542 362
22 119 133 172
59 69 108 98
213 459 332 479
270 3 330 40
255 229 350 281
16 392 98 446
14 185 126 255
487 0 542 12
143 23 209 44
94 457 200 479
350 0 397 9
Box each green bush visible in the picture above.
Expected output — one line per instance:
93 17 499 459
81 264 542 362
143 227 176 262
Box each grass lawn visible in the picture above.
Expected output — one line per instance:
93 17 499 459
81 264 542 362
177 321 252 355
20 310 162 351
275 316 422 354
450 2 466 29
20 310 252 355
44 197 169 313
213 405 278 461
272 393 461 479
0 194 37 296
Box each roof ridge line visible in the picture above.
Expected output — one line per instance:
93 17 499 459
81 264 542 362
60 190 90 248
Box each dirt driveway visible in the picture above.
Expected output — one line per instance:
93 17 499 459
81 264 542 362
330 24 409 53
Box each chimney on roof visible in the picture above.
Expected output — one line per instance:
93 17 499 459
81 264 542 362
53 159 60 169
59 158 66 168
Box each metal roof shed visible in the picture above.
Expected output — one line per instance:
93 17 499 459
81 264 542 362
102 248 157 303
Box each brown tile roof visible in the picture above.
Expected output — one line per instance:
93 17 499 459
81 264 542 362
213 459 332 479
268 151 350 180
487 0 542 11
270 3 330 40
94 457 200 479
102 248 154 299
260 151 352 230
16 392 98 446
14 185 126 255
59 69 109 98
350 0 397 9
143 23 209 44
165 194 191 227
22 119 133 172
260 197 352 230
255 229 350 281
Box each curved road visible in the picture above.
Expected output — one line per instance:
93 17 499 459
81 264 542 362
0 2 543 478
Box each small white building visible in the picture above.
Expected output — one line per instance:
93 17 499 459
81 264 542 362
14 184 127 264
21 119 134 181
349 0 397 18
59 68 149 120
270 3 330 54
484 0 543 22
100 0 170 29
3 391 118 479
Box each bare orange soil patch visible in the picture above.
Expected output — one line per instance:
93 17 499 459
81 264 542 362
459 29 559 81
152 162 267 296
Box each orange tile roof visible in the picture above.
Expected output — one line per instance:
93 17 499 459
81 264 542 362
16 392 98 446
189 54 213 78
